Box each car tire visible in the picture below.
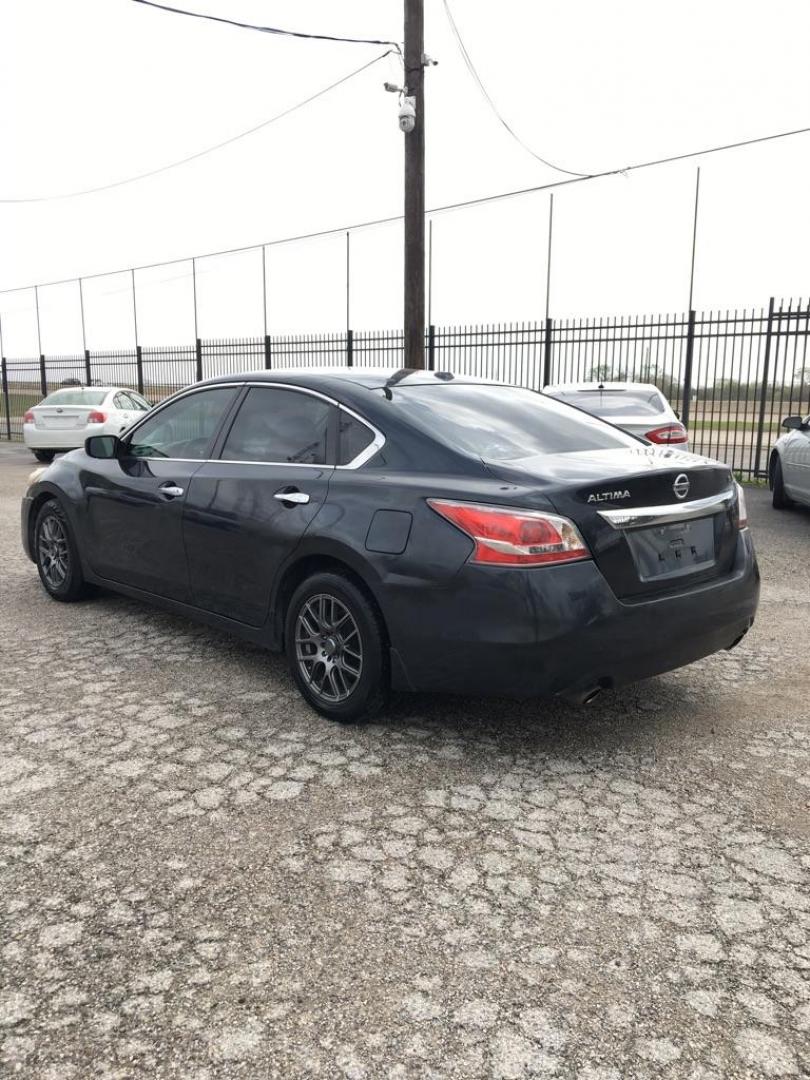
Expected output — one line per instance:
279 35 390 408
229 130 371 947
285 571 389 723
34 499 89 602
33 450 55 463
771 454 793 510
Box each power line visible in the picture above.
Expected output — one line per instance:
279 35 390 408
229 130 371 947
441 0 590 179
129 0 400 49
2 122 809 294
0 51 393 204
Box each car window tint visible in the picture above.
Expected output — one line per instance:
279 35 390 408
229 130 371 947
221 387 331 464
127 388 236 459
113 393 128 409
552 390 666 419
386 384 640 460
41 389 107 407
338 411 375 465
131 393 151 410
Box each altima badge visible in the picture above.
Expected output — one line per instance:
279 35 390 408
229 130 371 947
673 473 690 499
587 489 630 503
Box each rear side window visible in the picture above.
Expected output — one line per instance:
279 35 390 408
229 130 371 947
338 411 375 465
128 387 236 459
221 387 331 465
42 389 107 407
387 384 640 460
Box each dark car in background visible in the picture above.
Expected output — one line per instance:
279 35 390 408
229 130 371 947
21 369 759 721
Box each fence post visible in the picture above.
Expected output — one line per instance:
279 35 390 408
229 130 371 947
136 345 144 395
264 334 272 370
39 355 47 397
542 318 553 387
195 338 203 382
1 359 11 440
346 328 353 368
84 349 92 386
428 324 435 371
681 309 696 427
753 297 776 477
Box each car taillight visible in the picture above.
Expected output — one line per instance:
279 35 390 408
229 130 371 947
427 499 590 567
87 410 107 424
23 410 35 423
645 423 688 445
734 481 748 529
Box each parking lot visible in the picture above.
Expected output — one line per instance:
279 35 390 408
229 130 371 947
1 442 808 1079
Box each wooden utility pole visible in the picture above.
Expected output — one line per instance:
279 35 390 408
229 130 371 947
404 0 425 369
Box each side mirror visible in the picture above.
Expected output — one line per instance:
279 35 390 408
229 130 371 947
85 435 121 459
782 415 804 431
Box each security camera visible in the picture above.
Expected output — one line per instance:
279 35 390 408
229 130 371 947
398 96 416 133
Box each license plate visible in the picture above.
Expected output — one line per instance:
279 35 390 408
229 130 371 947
40 414 84 429
626 517 716 582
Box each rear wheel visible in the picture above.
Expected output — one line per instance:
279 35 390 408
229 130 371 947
34 499 88 602
33 450 55 463
285 572 388 722
771 454 793 510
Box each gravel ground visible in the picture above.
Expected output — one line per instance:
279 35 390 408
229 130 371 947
1 443 808 1079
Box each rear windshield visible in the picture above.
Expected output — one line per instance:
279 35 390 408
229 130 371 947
41 389 107 407
550 389 666 419
384 384 640 460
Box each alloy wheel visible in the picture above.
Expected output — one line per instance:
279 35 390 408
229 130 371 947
294 593 363 702
38 514 70 590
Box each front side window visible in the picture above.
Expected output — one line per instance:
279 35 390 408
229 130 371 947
220 387 332 465
127 387 236 459
383 384 641 461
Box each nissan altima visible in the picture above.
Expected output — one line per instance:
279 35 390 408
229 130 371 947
21 369 759 721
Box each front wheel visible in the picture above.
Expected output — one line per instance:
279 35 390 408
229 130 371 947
33 450 55 463
34 499 88 602
771 455 793 510
285 572 389 722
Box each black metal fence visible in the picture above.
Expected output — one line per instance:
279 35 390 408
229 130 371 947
3 296 809 480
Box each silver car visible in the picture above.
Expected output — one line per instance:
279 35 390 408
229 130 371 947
770 413 810 509
543 382 688 447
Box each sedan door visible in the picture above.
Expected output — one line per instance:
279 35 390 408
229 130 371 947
781 417 810 501
182 385 335 626
82 385 239 602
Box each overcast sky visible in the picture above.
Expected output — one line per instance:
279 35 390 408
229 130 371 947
1 0 809 354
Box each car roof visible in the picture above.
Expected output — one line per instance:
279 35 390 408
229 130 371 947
196 367 500 394
44 386 137 394
544 381 663 394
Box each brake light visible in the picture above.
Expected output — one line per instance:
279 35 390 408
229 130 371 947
645 423 688 445
734 482 748 529
428 499 590 567
23 410 35 423
87 410 107 424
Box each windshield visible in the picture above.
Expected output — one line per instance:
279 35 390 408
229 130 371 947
550 389 666 419
41 389 107 407
382 384 641 460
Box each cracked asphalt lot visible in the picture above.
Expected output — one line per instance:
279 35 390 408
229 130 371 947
1 443 808 1079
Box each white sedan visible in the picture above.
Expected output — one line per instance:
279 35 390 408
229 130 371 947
543 382 688 447
770 413 810 509
23 386 152 462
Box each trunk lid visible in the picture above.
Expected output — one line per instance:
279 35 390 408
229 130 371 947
485 446 739 599
33 406 94 431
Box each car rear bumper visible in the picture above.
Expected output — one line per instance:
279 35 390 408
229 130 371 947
23 425 88 450
386 528 759 699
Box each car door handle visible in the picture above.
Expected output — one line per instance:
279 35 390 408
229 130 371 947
159 483 184 499
274 489 310 505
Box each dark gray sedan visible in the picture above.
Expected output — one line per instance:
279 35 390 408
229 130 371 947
22 369 759 721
